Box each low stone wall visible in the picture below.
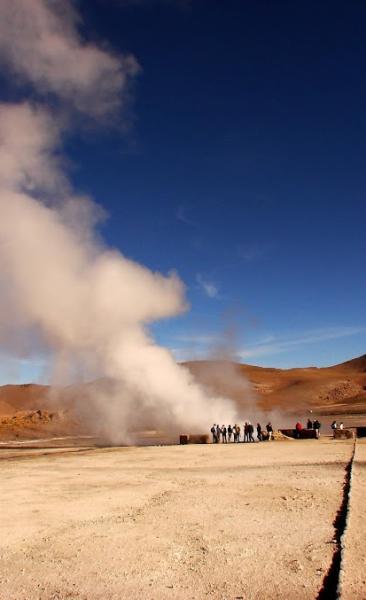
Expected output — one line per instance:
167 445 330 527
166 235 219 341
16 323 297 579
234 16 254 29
279 428 318 439
356 426 366 438
179 434 210 445
333 429 355 440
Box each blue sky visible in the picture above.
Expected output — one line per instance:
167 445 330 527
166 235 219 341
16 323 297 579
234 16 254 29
1 0 366 382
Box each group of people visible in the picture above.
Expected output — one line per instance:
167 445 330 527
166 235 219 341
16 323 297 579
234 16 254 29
331 420 344 432
210 422 273 443
210 417 347 443
295 418 322 438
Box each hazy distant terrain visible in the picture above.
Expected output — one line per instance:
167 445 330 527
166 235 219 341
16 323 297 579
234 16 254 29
187 354 366 414
0 355 365 441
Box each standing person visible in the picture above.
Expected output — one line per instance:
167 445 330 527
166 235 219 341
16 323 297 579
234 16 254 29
266 422 273 440
235 424 241 442
228 424 233 442
211 424 216 443
216 424 221 443
244 422 249 442
222 425 227 443
339 422 344 430
295 421 303 439
313 419 321 438
307 418 313 429
248 422 255 442
256 423 262 441
331 420 337 437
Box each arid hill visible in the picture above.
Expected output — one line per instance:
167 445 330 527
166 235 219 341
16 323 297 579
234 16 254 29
185 354 366 414
0 383 83 440
0 354 365 440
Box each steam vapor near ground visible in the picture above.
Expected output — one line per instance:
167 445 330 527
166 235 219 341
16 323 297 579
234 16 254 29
0 0 239 442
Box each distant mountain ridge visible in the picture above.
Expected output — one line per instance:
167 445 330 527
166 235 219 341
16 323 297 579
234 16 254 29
0 354 365 439
184 353 366 413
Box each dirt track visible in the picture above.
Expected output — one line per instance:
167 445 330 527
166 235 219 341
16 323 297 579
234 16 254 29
0 439 364 600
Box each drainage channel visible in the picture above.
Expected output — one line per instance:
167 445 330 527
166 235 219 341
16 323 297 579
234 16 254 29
317 440 357 600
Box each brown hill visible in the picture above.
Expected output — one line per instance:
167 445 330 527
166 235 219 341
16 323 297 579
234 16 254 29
0 383 83 440
0 354 365 440
185 354 366 415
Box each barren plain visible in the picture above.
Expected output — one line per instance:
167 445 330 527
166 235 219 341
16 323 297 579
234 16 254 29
1 355 366 599
1 438 365 600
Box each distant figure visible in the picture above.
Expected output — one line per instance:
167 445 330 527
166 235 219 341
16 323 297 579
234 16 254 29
244 422 249 442
227 424 233 442
313 419 321 438
266 422 273 440
256 423 262 441
222 425 227 443
339 422 344 430
295 421 303 439
235 424 241 442
211 424 217 443
216 424 221 442
248 422 255 442
307 418 313 429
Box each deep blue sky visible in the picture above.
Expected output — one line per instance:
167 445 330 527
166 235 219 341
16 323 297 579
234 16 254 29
4 0 366 379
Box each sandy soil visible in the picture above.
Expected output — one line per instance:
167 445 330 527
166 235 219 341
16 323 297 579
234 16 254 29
0 438 361 600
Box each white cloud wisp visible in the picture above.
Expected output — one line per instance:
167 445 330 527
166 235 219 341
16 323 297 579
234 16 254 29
196 273 219 299
238 326 366 362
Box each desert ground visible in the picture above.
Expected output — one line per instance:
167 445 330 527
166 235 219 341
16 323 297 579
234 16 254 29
1 437 365 600
1 355 365 599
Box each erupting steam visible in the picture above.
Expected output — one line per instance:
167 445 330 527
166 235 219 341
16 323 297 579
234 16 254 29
0 0 238 442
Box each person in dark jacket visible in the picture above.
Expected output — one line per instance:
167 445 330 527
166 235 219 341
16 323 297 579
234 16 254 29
313 419 321 438
266 422 273 440
307 418 313 429
227 424 233 442
256 423 262 441
248 422 255 442
221 425 227 443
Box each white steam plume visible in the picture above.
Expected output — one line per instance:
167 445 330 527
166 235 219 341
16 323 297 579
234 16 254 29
0 2 238 441
0 103 237 440
0 0 139 117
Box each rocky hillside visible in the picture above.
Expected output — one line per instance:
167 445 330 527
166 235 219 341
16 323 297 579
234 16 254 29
185 354 366 414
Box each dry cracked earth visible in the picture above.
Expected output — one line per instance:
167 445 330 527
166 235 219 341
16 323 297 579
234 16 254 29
0 438 365 600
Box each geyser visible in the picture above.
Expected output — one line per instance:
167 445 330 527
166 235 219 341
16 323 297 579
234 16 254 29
0 0 238 442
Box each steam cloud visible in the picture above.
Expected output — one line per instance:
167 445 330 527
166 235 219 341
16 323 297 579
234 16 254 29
0 0 238 441
0 0 139 117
